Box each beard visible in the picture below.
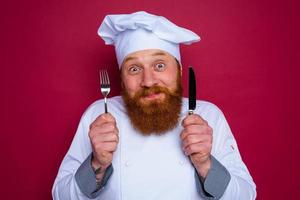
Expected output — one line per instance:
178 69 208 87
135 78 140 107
122 72 182 135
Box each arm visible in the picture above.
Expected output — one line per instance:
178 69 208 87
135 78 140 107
52 113 94 200
74 153 113 198
181 107 256 199
208 111 257 199
194 155 231 199
52 110 118 199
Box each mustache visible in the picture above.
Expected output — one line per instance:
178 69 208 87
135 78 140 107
134 86 171 98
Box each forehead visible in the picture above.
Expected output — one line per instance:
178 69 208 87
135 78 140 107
121 49 175 66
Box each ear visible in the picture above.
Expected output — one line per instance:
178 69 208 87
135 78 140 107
175 58 182 76
119 67 125 89
121 80 125 89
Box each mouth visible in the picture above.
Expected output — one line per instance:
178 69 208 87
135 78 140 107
140 92 165 102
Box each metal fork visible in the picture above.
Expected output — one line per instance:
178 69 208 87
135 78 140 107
99 69 111 113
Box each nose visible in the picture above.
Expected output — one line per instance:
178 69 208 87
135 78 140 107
140 69 158 88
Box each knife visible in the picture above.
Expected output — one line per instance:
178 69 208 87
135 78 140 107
188 66 196 115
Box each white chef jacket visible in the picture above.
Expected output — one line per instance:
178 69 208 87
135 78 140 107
52 96 256 200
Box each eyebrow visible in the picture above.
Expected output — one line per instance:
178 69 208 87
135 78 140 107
123 51 168 64
123 56 138 64
151 51 168 57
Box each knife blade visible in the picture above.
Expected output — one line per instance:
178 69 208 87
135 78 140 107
188 66 196 115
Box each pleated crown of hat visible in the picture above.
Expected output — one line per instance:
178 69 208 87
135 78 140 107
98 11 200 67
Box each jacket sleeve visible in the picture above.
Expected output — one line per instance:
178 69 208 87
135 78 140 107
195 155 231 199
75 153 113 198
202 106 257 200
52 107 112 199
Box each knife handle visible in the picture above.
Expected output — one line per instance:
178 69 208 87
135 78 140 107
188 110 194 115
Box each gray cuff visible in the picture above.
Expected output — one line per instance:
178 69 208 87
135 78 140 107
195 156 231 200
75 153 113 199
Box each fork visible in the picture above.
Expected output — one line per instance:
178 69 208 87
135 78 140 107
99 69 111 113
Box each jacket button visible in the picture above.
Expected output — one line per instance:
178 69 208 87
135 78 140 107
125 161 131 167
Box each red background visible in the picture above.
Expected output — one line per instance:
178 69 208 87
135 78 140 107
1 0 299 199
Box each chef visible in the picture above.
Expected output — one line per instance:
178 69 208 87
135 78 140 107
52 11 256 200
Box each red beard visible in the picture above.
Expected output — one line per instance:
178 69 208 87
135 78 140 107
122 74 182 135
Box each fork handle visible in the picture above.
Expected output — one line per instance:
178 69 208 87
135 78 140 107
104 97 108 113
105 103 108 113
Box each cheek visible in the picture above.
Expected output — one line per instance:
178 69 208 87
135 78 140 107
163 72 178 89
122 77 140 96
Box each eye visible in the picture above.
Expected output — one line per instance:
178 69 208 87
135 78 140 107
155 63 166 71
128 65 142 74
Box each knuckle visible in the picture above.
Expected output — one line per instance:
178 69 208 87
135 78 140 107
207 145 212 152
94 114 106 124
205 143 211 151
112 143 118 151
89 134 96 142
187 135 194 143
89 123 96 130
116 134 120 141
193 114 200 120
115 126 119 133
105 113 116 122
99 115 109 123
204 126 212 134
94 144 103 151
185 136 190 144
112 134 118 142
181 118 187 126
188 145 194 152
207 126 213 133
100 114 107 120
111 134 116 140
194 114 202 122
183 131 189 140
88 130 93 138
186 126 193 133
180 131 186 140
182 140 186 147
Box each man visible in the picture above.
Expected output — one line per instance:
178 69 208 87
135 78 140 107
52 11 256 200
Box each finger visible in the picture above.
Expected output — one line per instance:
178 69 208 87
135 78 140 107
90 113 116 129
93 132 119 143
90 122 118 134
180 125 212 140
181 114 208 127
94 142 118 152
182 134 211 149
93 151 112 166
184 143 210 156
89 123 119 139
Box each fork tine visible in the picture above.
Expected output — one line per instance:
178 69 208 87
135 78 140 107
100 70 105 85
100 69 108 85
104 70 110 85
107 71 110 84
99 70 103 84
99 69 110 113
103 70 106 84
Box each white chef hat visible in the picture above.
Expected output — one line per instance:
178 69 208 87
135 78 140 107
98 11 200 67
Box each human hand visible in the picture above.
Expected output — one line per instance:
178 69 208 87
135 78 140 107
181 114 213 177
89 113 119 172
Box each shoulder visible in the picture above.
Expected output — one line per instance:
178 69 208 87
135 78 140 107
197 100 224 116
182 97 224 115
182 97 226 123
